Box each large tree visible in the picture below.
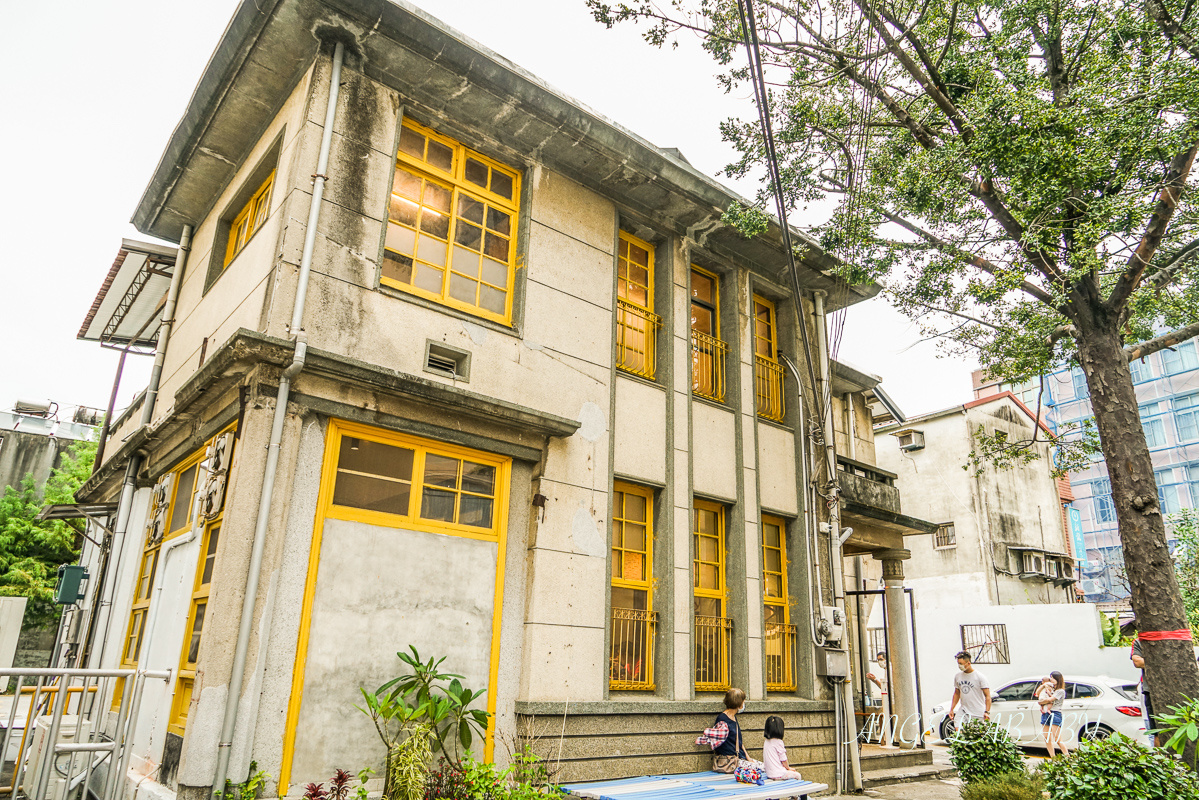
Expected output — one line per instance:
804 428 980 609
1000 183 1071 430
591 0 1199 723
0 439 96 627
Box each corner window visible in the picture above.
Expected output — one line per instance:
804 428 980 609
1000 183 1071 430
223 172 274 267
382 119 520 325
610 482 656 691
753 295 784 421
615 232 660 379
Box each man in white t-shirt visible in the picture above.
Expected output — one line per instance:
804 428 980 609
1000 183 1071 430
947 650 991 730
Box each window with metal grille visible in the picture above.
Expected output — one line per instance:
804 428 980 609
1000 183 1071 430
616 232 660 379
934 523 956 549
752 295 784 421
694 499 730 691
960 623 1010 664
610 482 657 691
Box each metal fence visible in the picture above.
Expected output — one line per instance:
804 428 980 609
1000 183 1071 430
694 615 733 692
609 608 657 691
764 621 797 692
754 357 785 421
616 300 661 380
691 332 728 402
1 667 169 800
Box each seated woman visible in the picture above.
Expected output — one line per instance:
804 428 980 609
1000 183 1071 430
695 688 748 773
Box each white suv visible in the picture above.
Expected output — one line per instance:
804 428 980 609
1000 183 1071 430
926 675 1146 747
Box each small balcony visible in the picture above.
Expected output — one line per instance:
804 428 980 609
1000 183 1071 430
837 455 937 553
694 615 732 691
616 299 661 380
610 608 657 690
755 357 785 422
692 331 728 402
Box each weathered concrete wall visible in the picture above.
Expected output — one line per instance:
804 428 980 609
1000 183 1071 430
516 705 835 787
290 520 500 782
154 62 318 422
878 398 1076 608
0 427 74 496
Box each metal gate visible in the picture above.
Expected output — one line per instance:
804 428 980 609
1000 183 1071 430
845 587 925 747
1 667 170 800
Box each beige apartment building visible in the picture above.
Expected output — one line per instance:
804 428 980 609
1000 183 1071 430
53 2 934 798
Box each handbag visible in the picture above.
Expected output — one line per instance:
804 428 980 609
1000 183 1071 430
711 722 745 774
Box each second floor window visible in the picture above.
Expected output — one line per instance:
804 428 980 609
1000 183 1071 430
615 232 659 379
382 120 520 325
224 171 274 267
610 482 656 691
753 295 784 421
694 500 731 691
1163 341 1199 375
691 267 727 401
1139 402 1168 449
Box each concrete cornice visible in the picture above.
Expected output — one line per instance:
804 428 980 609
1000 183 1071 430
131 0 878 310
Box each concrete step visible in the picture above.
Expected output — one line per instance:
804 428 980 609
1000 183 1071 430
859 746 934 772
861 763 958 790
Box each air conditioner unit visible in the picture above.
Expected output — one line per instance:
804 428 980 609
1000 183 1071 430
895 429 925 452
22 714 92 800
1081 578 1106 596
1022 551 1044 574
1044 559 1060 579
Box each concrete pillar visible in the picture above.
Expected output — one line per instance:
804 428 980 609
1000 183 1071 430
878 548 919 748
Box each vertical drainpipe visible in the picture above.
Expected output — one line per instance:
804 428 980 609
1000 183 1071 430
813 290 864 792
210 40 344 795
89 224 192 673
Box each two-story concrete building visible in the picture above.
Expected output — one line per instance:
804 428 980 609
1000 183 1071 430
49 2 943 798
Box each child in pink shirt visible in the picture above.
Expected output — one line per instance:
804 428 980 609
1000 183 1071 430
762 715 802 780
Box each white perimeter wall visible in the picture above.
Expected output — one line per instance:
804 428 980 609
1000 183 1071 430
911 603 1139 727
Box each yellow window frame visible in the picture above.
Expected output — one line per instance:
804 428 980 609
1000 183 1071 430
279 420 512 794
616 231 661 379
382 118 521 325
752 295 778 361
690 266 727 402
167 424 235 735
762 514 795 690
693 499 730 692
111 446 207 709
323 426 510 542
223 171 275 267
610 482 656 691
753 295 785 422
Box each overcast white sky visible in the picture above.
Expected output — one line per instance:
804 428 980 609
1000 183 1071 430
0 0 976 421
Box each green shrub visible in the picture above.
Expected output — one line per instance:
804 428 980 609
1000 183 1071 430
1040 734 1199 800
947 719 1025 785
961 770 1042 800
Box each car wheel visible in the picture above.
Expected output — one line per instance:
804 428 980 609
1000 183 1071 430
940 717 957 741
1080 723 1113 742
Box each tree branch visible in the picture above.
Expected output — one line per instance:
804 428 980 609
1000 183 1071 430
1143 237 1199 292
1149 0 1199 59
1108 144 1199 311
1124 322 1199 362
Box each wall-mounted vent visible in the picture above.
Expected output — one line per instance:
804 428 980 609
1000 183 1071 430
895 429 925 452
424 341 471 382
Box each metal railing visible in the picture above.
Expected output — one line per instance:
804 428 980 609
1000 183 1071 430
1 667 170 800
609 608 657 691
764 621 797 692
755 357 785 421
694 615 733 692
691 331 728 402
616 300 661 379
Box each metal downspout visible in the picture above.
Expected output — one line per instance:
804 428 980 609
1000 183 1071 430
89 224 192 674
813 291 863 792
210 40 344 794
